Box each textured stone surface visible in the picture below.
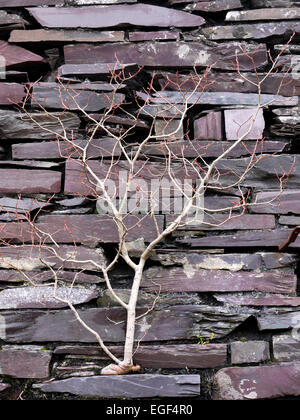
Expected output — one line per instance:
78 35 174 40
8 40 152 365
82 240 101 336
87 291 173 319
194 111 222 140
141 266 296 294
54 343 227 368
0 110 80 139
166 214 275 231
230 341 270 364
226 8 300 21
185 0 243 12
0 196 50 214
251 190 300 214
137 140 288 158
177 229 300 249
215 295 300 307
0 245 107 272
224 108 265 140
12 138 121 160
257 311 300 332
1 0 63 5
0 169 61 193
64 42 267 71
0 305 252 343
0 286 98 309
0 345 51 379
0 10 28 31
155 72 300 97
32 83 124 112
129 31 179 42
279 216 300 226
203 21 300 40
0 382 10 393
0 41 45 71
213 363 300 400
146 91 297 107
9 29 125 44
28 5 205 29
57 62 138 79
33 374 201 398
273 334 300 362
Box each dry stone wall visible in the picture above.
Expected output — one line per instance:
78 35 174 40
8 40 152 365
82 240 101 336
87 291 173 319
0 0 299 401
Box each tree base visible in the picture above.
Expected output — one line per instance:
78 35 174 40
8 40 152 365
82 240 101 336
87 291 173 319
101 363 141 375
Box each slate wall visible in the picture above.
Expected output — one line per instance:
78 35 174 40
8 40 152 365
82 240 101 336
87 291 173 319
0 0 300 401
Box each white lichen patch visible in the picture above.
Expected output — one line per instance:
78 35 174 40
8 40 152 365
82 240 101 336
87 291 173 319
0 257 51 271
195 50 210 65
183 256 244 273
0 286 97 309
177 44 191 60
0 314 6 342
214 371 244 400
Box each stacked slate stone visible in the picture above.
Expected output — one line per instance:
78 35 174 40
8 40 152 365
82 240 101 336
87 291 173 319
0 0 299 401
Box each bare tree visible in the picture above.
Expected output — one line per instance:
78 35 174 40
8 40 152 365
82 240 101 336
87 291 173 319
1 42 296 375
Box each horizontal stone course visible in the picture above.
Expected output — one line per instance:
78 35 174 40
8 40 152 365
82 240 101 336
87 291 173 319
33 374 201 398
0 169 61 193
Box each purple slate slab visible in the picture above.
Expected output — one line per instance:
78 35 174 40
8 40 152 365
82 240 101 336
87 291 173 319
0 41 45 71
129 31 179 42
0 169 61 194
273 334 300 362
177 230 300 249
141 267 296 294
64 42 267 71
185 0 243 12
194 112 223 141
12 138 121 160
27 5 205 29
0 346 52 379
33 374 201 398
251 190 300 214
224 108 265 140
214 295 300 307
213 363 300 400
230 341 270 364
137 140 289 158
0 0 63 5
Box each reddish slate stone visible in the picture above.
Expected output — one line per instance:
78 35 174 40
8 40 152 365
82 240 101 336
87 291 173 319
214 295 300 307
202 21 300 40
138 140 289 158
0 83 25 105
185 0 243 12
155 72 300 97
230 341 270 364
0 270 102 284
141 266 296 294
54 343 227 368
0 110 80 140
33 374 200 398
0 305 251 342
226 8 300 21
256 311 300 332
1 0 63 5
0 346 51 379
166 214 276 231
0 245 106 271
144 91 297 107
129 31 179 42
273 334 300 362
251 190 300 214
64 42 267 71
213 363 300 400
9 29 125 44
12 138 121 160
279 216 300 226
0 169 61 194
0 286 98 309
0 10 29 31
194 112 222 140
224 108 265 140
27 5 205 28
177 230 300 249
31 83 124 112
0 41 45 71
